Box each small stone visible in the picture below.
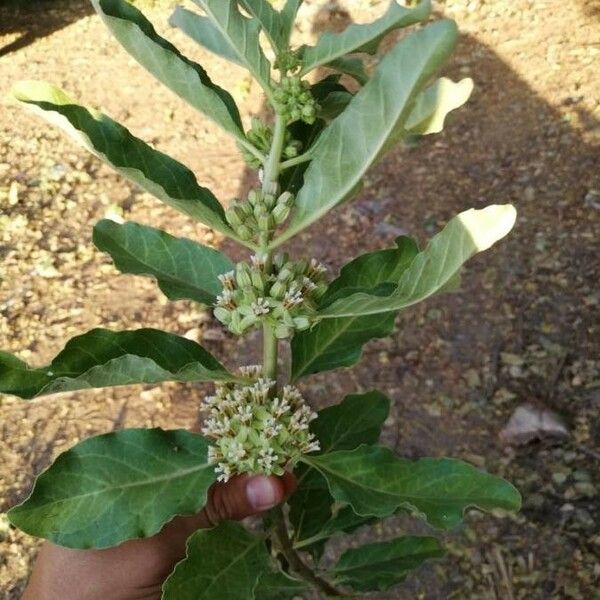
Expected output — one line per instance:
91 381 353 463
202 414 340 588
499 402 569 445
552 472 568 485
184 328 202 343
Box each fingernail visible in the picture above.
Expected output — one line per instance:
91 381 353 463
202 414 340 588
246 476 279 510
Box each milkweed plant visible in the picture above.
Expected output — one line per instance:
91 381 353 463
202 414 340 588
1 0 521 597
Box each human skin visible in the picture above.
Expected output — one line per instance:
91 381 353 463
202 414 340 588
23 472 296 600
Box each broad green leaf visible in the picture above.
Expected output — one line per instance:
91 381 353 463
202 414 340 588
303 445 522 528
291 237 418 379
170 7 243 67
320 236 419 306
405 76 474 135
12 81 232 236
8 429 215 548
275 19 458 244
188 1 272 93
327 56 369 85
93 219 233 304
289 392 389 552
334 536 445 592
319 91 353 121
0 328 235 399
319 205 517 318
299 0 431 75
162 522 271 599
252 569 308 600
291 313 397 380
279 0 303 45
91 0 243 138
239 0 285 52
312 390 391 452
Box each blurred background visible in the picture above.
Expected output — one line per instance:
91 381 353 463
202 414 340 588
0 0 599 598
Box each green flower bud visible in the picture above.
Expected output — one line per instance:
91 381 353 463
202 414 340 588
269 281 287 300
257 213 274 232
236 225 253 241
225 205 242 227
251 270 266 292
236 263 253 288
275 323 294 339
272 204 290 225
214 306 232 324
293 316 311 330
277 191 294 207
239 314 259 331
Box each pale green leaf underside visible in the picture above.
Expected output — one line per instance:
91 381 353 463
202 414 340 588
406 76 474 135
0 328 234 399
335 535 445 592
319 205 517 318
303 445 522 528
190 0 272 92
239 0 285 52
93 219 233 304
91 0 243 138
277 19 458 244
279 0 304 45
12 81 232 235
162 522 271 599
170 7 243 67
299 0 432 74
8 429 215 548
291 237 418 379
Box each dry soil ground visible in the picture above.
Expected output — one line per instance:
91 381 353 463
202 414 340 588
0 0 599 598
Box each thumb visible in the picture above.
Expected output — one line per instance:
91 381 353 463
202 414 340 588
201 473 295 526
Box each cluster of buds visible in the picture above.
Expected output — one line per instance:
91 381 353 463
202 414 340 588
273 49 301 73
214 253 328 338
202 369 320 482
239 118 303 169
225 189 294 242
273 76 319 125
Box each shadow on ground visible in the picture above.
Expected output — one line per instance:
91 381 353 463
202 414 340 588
0 0 93 58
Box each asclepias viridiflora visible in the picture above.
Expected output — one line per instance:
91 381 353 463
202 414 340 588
1 1 520 597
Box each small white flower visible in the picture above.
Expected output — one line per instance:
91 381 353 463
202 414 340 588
251 297 271 316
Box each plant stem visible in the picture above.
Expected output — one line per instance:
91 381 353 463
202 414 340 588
280 150 313 170
262 321 278 381
271 505 346 598
257 109 345 598
263 114 286 191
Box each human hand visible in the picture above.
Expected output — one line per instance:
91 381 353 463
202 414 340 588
22 472 296 600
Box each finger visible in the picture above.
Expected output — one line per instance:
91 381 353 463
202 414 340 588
281 470 298 497
201 474 286 526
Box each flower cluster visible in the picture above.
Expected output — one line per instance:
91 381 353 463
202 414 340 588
225 188 294 242
239 118 302 169
214 253 328 338
273 76 319 125
202 370 320 482
273 49 302 73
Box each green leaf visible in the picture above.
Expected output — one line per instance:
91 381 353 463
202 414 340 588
91 0 243 138
405 76 474 135
170 7 243 67
299 0 431 75
318 205 517 318
8 429 215 548
303 445 522 528
162 522 271 599
289 392 389 553
312 390 391 452
327 56 369 85
334 536 445 592
275 19 459 244
186 1 272 93
0 328 235 399
279 0 303 46
291 237 418 379
252 569 308 600
93 219 233 304
239 0 285 52
12 81 233 236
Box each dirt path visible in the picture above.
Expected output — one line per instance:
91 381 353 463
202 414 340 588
1 1 599 598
